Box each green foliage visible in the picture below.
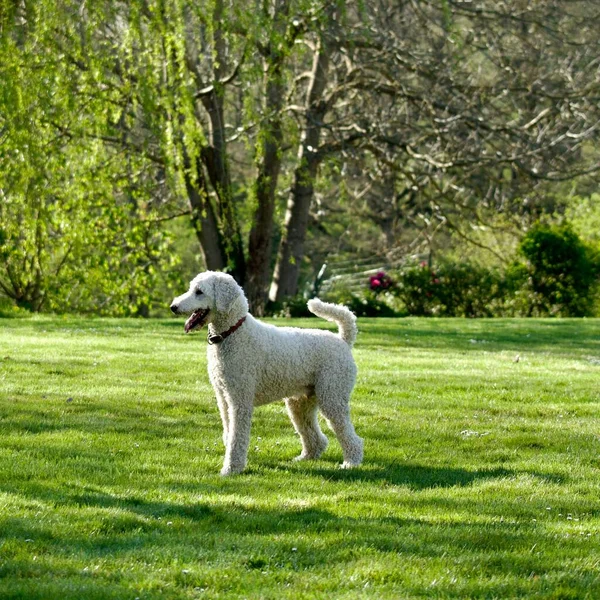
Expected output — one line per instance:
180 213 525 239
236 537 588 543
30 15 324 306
564 194 600 245
265 295 314 318
2 0 600 315
1 317 600 597
0 4 184 315
392 262 505 317
515 223 599 317
393 263 439 317
322 286 399 317
0 296 28 318
266 288 399 318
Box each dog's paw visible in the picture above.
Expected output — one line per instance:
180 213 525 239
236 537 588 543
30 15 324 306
293 436 329 461
220 464 245 476
293 453 311 462
293 451 324 462
340 460 361 469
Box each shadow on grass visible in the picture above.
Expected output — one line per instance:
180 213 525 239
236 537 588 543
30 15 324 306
303 461 566 487
0 477 542 540
2 460 562 524
1 454 595 600
3 478 597 600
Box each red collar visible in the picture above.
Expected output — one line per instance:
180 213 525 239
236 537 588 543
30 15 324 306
207 315 247 345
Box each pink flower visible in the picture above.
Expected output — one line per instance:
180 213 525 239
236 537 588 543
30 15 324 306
369 270 393 292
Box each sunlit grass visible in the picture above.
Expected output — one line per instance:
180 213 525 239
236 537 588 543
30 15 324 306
1 316 599 598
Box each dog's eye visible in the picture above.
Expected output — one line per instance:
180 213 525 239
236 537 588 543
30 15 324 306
195 288 203 296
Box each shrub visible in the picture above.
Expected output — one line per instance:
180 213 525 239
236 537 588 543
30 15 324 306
265 295 313 318
0 296 31 318
435 262 505 317
344 290 399 317
393 261 504 317
515 223 599 316
393 262 439 316
266 287 399 318
322 285 399 317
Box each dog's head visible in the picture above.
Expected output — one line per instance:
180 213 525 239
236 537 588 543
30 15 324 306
170 271 247 333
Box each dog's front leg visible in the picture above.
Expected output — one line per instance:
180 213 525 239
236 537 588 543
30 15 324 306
221 397 254 476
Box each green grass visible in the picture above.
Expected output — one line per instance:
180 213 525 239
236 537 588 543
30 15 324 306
1 316 599 599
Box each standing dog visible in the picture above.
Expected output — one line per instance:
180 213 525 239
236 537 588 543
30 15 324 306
171 271 363 476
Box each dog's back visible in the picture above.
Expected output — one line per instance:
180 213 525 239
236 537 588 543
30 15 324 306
231 317 353 405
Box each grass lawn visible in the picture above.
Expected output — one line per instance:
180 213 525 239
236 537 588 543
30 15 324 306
0 316 599 599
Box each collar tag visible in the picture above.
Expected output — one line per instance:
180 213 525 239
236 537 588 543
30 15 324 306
207 315 247 345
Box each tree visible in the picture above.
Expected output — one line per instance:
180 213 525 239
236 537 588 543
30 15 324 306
246 0 296 313
42 0 325 313
0 1 179 313
269 6 334 302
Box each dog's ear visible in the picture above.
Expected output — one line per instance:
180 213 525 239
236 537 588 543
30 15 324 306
214 274 242 314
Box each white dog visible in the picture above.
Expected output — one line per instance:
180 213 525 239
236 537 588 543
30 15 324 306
170 271 363 476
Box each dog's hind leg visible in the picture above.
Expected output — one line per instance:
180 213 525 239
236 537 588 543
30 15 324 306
315 375 363 468
285 395 328 461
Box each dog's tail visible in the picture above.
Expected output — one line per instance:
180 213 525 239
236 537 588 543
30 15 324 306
307 298 357 348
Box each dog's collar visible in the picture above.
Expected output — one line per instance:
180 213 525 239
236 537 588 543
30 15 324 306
207 315 247 345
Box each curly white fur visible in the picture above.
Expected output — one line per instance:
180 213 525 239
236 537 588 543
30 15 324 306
171 271 363 476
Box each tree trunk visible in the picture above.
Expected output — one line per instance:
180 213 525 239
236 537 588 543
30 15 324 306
197 0 245 282
185 162 226 271
200 96 245 282
246 0 289 315
245 100 283 313
269 44 330 302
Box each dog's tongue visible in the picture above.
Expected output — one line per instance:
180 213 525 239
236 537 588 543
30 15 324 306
184 313 196 333
184 309 209 333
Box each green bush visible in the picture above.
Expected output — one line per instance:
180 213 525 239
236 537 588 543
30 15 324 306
266 288 399 318
393 262 505 317
393 263 438 316
342 290 399 317
515 223 600 316
265 295 314 318
0 296 31 318
321 285 399 317
436 263 505 317
392 225 599 318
